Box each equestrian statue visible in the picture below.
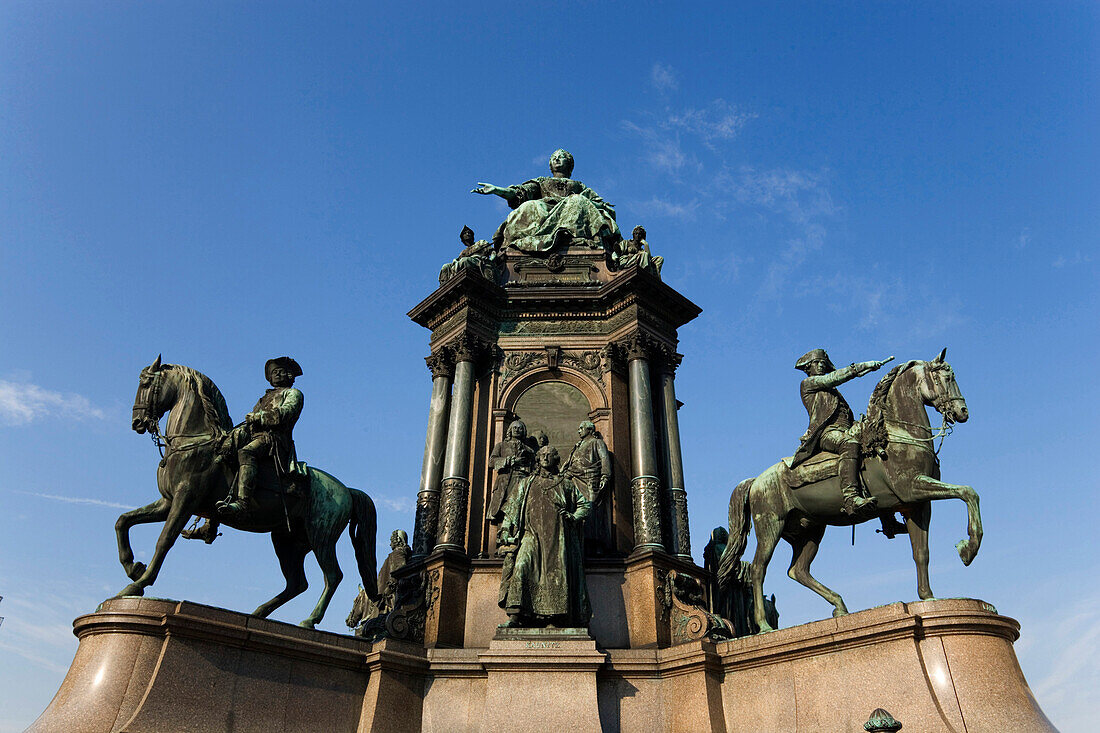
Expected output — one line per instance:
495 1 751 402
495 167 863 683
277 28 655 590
717 348 981 633
115 355 379 628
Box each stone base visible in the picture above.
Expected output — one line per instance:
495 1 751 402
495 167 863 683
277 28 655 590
30 597 1054 732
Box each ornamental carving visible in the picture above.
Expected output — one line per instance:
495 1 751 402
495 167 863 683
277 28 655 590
631 475 663 548
437 476 470 550
620 330 659 361
424 349 455 380
384 567 440 644
498 351 545 387
670 490 692 557
661 570 735 644
412 491 440 557
497 349 605 389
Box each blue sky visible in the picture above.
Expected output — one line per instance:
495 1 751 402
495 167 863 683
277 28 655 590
1 2 1097 730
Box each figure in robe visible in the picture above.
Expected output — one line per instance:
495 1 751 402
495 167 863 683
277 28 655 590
497 446 591 628
472 149 621 254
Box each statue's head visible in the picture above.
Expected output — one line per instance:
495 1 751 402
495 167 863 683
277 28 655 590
577 420 595 438
507 419 528 440
632 225 646 241
265 356 302 387
460 225 475 246
795 348 834 376
711 526 729 544
549 149 575 178
536 445 560 472
390 529 408 550
534 430 549 447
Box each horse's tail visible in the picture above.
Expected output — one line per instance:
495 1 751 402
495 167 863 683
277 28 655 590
348 489 379 601
717 478 753 589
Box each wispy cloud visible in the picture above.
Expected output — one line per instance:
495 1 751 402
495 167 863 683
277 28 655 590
0 380 105 425
651 62 677 93
1052 250 1093 268
666 101 756 148
379 496 415 513
1016 227 1031 250
620 120 692 175
15 490 131 510
1025 590 1100 731
640 196 700 219
622 99 753 175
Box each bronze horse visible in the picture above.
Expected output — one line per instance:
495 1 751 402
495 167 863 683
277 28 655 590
717 349 980 632
115 356 378 628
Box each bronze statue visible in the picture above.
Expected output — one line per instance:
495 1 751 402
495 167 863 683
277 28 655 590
486 419 536 525
497 446 592 628
472 149 621 253
438 225 499 284
118 356 378 628
346 529 410 634
717 349 981 633
612 225 663 276
792 348 891 516
216 356 304 517
563 420 612 554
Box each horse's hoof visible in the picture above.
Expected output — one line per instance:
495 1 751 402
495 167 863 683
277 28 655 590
116 583 145 598
127 562 147 581
956 540 976 566
756 623 775 634
298 620 317 630
832 607 849 618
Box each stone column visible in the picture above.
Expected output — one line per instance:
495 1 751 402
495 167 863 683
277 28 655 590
623 332 664 552
412 349 454 558
657 351 692 560
435 334 481 553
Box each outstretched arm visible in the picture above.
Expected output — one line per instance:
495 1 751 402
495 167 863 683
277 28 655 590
471 182 519 205
804 356 894 390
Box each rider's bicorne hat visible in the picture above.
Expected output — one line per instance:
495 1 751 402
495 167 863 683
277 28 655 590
265 356 303 381
795 348 835 373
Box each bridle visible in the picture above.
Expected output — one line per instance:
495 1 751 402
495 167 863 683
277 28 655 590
134 367 219 460
883 361 963 456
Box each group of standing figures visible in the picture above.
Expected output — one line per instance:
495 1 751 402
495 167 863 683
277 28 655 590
487 419 611 629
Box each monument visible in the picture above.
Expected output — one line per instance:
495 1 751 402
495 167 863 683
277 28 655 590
28 151 1055 732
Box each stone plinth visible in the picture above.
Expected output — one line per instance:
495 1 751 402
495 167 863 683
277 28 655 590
478 629 606 733
32 597 1053 732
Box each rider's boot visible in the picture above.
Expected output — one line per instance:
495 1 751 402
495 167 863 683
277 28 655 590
181 520 220 544
218 463 258 516
878 513 908 539
839 454 877 517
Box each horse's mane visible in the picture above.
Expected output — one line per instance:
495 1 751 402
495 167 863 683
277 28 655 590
862 360 921 453
167 364 233 434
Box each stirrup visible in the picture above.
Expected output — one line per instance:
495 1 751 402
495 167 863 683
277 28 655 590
842 494 877 517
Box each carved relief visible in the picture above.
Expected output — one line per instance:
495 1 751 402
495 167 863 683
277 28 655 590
661 570 734 644
497 349 605 389
437 476 470 550
670 490 692 557
384 567 441 644
412 491 440 557
631 475 663 548
424 348 455 380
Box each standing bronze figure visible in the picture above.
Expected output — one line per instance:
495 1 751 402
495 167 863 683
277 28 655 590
117 356 378 628
718 349 982 632
497 446 592 628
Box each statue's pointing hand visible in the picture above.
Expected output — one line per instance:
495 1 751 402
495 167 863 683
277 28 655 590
472 182 501 195
875 356 896 370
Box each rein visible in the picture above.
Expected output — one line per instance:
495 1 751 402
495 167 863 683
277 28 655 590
884 413 954 455
140 369 225 461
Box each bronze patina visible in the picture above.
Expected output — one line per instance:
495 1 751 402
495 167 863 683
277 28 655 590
485 419 536 525
497 446 592 628
563 420 612 555
118 356 378 628
438 225 500 284
717 349 981 633
611 225 663 277
472 149 621 253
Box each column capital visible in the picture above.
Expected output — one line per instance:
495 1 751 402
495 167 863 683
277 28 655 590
654 348 683 376
619 330 658 362
449 331 492 364
425 348 455 380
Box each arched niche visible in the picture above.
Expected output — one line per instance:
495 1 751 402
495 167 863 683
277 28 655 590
501 368 606 461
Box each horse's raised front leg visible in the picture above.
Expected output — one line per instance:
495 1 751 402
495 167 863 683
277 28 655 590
908 475 983 566
116 496 193 597
253 531 310 619
115 498 170 581
904 502 933 600
301 540 344 629
786 523 848 617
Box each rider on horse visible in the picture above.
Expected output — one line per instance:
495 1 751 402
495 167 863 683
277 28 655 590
216 356 304 517
792 348 890 517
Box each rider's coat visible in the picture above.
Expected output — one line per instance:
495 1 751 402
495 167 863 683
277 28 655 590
250 386 303 472
792 363 861 467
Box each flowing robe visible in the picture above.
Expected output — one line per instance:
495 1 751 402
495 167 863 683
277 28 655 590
498 470 591 625
494 177 620 253
486 437 535 523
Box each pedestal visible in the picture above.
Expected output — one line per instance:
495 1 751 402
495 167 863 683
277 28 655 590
480 629 606 733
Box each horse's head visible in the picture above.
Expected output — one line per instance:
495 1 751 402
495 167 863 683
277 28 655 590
917 348 968 424
132 355 169 434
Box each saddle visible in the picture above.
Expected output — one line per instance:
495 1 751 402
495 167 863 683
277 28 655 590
781 451 840 489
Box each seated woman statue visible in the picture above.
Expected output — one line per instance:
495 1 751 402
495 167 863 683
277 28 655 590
472 149 621 254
